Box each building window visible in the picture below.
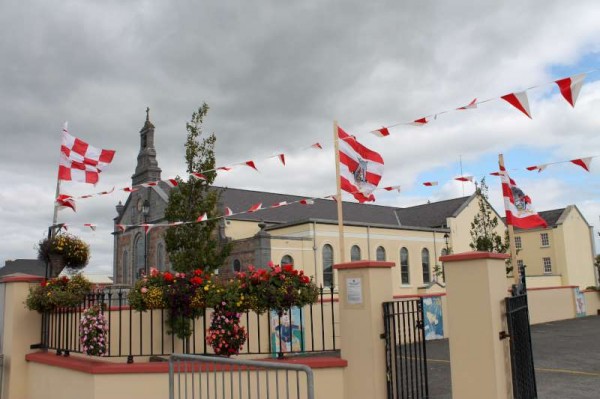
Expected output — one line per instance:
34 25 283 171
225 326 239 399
281 255 294 266
323 244 334 288
400 247 410 285
232 259 241 272
134 234 144 278
157 242 165 271
351 245 361 261
543 257 552 274
421 248 430 284
122 250 129 285
376 246 386 261
515 236 522 250
540 233 549 247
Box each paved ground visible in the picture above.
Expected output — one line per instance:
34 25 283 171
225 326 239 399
424 316 600 398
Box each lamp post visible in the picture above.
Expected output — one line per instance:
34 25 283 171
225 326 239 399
142 199 150 276
443 232 450 281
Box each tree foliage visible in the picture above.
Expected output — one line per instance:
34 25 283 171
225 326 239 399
469 178 512 273
164 103 230 272
594 255 600 286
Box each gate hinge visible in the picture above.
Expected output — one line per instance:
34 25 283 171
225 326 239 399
379 333 387 340
499 331 510 340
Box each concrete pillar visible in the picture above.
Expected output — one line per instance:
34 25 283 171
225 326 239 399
0 275 44 399
334 260 395 399
440 252 512 399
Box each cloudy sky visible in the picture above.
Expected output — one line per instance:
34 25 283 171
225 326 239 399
2 0 600 275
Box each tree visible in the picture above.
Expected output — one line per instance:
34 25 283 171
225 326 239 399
164 103 231 272
469 178 512 273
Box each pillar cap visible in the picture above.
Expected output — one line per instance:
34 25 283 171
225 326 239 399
334 260 395 270
440 251 510 263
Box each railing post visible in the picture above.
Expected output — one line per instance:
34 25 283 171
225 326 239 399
441 251 512 399
334 260 395 399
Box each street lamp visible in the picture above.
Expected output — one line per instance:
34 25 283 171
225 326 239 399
442 232 450 282
142 200 150 276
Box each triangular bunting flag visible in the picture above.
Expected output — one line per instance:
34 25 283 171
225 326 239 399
191 172 207 180
423 181 438 187
555 74 585 108
123 187 138 193
526 164 548 173
218 167 232 171
383 185 401 192
278 154 286 166
165 179 178 188
142 224 153 234
245 161 258 171
411 117 428 126
570 157 592 172
501 91 532 119
224 207 233 217
248 203 262 212
84 223 97 231
311 143 323 150
116 224 126 232
457 98 477 110
196 213 208 222
299 199 314 205
271 201 288 208
372 127 390 137
455 176 473 182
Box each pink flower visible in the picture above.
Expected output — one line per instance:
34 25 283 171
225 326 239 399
141 287 148 294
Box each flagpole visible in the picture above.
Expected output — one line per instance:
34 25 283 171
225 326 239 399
334 120 346 263
498 153 519 286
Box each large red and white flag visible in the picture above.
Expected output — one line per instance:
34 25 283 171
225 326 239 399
337 126 384 203
555 74 585 107
59 125 115 184
500 166 547 229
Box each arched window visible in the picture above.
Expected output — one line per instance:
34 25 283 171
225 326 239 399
421 248 431 284
400 247 410 285
122 250 129 285
134 234 144 279
157 242 165 271
350 245 361 261
376 246 386 261
232 259 241 272
322 244 334 288
281 255 294 266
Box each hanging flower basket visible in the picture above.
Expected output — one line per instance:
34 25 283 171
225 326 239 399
38 233 90 277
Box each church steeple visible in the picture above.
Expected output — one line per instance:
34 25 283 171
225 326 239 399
131 107 162 186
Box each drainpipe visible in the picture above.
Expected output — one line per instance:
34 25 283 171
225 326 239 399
367 225 371 259
312 221 319 285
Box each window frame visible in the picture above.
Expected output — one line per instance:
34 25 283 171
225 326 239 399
421 248 431 284
322 244 334 288
543 257 552 274
281 255 294 266
540 233 549 247
400 247 410 285
350 245 361 262
376 246 386 262
515 236 522 250
232 259 242 273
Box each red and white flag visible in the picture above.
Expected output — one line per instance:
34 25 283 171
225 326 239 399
555 74 585 107
500 166 547 229
55 194 76 212
383 185 401 192
116 224 126 232
411 117 428 126
271 201 288 208
299 199 314 205
311 143 323 150
84 223 97 231
224 207 233 217
59 125 115 184
165 179 179 188
338 126 384 203
277 154 286 166
142 224 153 234
526 164 548 173
191 172 207 180
570 157 592 172
423 181 438 187
501 91 532 119
245 160 258 171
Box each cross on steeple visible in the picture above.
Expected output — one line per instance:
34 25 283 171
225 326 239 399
146 107 150 121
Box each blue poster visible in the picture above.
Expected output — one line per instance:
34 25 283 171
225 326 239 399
423 296 444 340
270 307 305 357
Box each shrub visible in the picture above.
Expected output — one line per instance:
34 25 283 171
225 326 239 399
25 274 93 312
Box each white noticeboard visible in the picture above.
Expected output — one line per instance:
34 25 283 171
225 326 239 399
346 277 363 305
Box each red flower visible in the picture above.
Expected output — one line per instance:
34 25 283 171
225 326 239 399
163 272 174 282
283 264 294 272
190 276 204 286
40 280 48 287
193 269 203 276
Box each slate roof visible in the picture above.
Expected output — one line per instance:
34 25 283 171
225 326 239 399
536 208 566 227
122 185 473 231
216 187 472 230
0 259 46 277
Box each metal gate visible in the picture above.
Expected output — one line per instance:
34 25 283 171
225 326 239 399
169 354 314 399
505 293 537 399
382 298 429 399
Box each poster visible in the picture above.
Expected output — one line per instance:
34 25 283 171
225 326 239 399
346 277 363 305
574 288 586 317
270 307 304 356
423 296 444 340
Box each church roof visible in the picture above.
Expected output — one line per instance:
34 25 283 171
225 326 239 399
216 187 472 230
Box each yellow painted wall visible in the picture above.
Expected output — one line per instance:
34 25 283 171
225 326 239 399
527 288 576 324
225 219 262 239
583 290 600 316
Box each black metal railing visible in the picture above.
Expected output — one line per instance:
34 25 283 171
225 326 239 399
41 286 338 362
382 298 429 399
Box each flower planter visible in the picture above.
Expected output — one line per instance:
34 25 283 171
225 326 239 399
48 254 66 278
